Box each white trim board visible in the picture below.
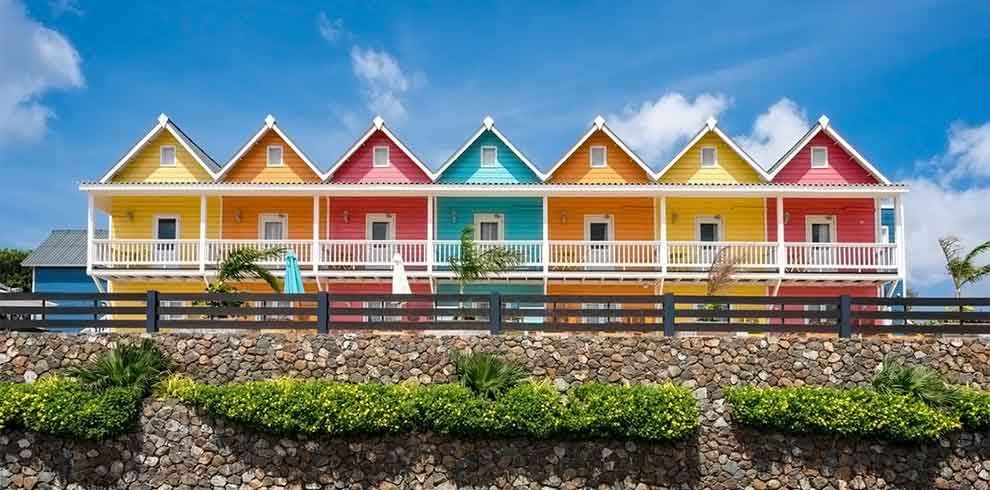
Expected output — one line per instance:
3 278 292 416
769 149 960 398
325 116 434 181
100 114 221 183
767 116 892 184
545 115 655 180
434 116 545 181
216 114 326 180
655 117 771 182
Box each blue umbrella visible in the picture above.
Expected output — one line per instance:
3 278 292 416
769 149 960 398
283 250 305 294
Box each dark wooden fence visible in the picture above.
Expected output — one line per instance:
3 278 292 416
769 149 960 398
1 292 989 338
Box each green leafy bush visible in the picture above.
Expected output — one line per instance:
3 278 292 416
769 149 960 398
1 377 142 440
166 376 698 441
564 382 700 440
955 388 990 430
726 386 961 442
67 339 170 395
451 349 529 399
871 357 961 409
0 383 25 430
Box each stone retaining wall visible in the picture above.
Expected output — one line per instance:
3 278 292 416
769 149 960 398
2 332 990 489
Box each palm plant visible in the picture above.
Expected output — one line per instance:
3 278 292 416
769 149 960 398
702 247 740 322
66 339 170 396
938 236 990 299
448 226 521 294
208 246 285 294
871 356 960 409
450 349 529 399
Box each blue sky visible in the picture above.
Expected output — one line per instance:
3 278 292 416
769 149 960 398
2 0 990 295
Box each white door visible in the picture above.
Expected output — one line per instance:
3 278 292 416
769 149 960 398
366 214 394 265
696 218 721 265
807 217 834 266
585 217 612 265
154 217 179 263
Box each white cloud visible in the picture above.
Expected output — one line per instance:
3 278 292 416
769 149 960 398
607 92 729 165
317 11 343 43
938 122 990 184
0 0 84 145
48 0 82 16
350 46 411 121
735 98 810 169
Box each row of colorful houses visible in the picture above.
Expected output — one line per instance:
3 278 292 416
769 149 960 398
79 112 906 307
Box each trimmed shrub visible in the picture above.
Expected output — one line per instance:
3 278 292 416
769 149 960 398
564 383 700 440
492 381 562 438
415 383 492 436
955 388 990 430
17 377 142 440
726 386 961 442
0 382 25 430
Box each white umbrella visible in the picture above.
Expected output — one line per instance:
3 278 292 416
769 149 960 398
391 253 412 294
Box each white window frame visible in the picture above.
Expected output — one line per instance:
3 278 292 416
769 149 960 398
589 145 607 168
153 215 181 240
805 215 835 243
810 146 828 169
159 145 176 167
694 216 724 241
365 213 396 240
583 215 614 241
266 145 284 167
474 213 504 241
700 145 717 168
480 145 498 168
372 145 390 168
879 224 891 244
258 214 288 240
583 302 610 324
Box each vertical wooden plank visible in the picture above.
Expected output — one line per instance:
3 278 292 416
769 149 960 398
145 290 159 334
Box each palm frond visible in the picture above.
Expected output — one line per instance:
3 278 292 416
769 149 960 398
215 247 285 292
449 226 521 291
706 247 740 296
964 240 990 264
939 236 962 263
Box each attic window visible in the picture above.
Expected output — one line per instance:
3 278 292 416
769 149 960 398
373 146 390 167
267 145 283 167
701 146 717 168
590 145 607 168
481 146 497 168
811 146 828 168
159 146 176 167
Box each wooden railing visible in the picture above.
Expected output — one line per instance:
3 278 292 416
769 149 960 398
785 242 898 270
92 239 200 266
321 240 428 267
548 241 659 267
2 293 988 337
666 241 778 269
434 240 543 268
207 240 314 266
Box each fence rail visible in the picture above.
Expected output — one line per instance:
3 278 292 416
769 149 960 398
1 292 988 337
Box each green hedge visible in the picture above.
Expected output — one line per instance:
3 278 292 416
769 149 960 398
726 386 962 442
0 378 142 440
956 388 990 430
164 377 699 441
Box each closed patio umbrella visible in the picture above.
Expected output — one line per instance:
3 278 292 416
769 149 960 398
283 251 304 294
391 253 412 295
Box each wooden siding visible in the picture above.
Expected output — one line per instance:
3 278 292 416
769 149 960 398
221 129 322 182
772 132 878 184
221 197 324 240
547 198 654 240
330 130 431 183
547 130 651 183
659 132 763 184
435 197 543 240
110 196 220 239
435 130 540 184
662 198 766 241
328 197 428 239
112 131 213 182
766 198 876 242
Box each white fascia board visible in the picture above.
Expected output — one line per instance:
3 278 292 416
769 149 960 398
216 117 326 180
325 118 434 181
545 117 655 180
434 118 545 181
98 119 168 183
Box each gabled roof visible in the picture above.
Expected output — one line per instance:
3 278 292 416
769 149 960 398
216 114 325 180
99 114 221 183
433 116 545 180
656 117 771 181
324 116 433 181
767 116 892 184
22 229 108 267
545 115 656 180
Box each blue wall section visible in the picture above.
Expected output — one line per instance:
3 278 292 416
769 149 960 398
436 197 543 240
880 207 904 298
33 267 104 333
435 130 541 183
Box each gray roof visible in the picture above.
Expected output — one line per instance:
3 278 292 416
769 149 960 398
21 229 108 267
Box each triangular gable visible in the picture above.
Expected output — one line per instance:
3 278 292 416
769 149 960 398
100 114 221 183
656 117 770 183
768 116 890 184
216 115 325 182
325 116 433 183
546 115 655 183
434 116 544 183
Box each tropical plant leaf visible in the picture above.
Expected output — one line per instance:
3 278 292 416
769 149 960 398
871 356 961 409
450 349 529 399
66 340 170 396
449 226 521 293
215 247 285 292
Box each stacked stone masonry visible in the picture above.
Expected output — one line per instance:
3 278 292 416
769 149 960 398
2 332 990 489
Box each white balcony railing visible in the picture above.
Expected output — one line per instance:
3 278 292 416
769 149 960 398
89 239 901 275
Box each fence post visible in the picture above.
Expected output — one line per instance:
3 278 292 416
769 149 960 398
489 292 502 335
316 291 329 334
662 293 676 337
145 290 159 334
838 295 852 338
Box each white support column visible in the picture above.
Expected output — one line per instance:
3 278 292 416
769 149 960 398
776 196 785 274
542 195 549 276
659 195 667 274
199 195 207 273
895 193 907 292
426 195 434 274
312 195 320 273
86 193 95 275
